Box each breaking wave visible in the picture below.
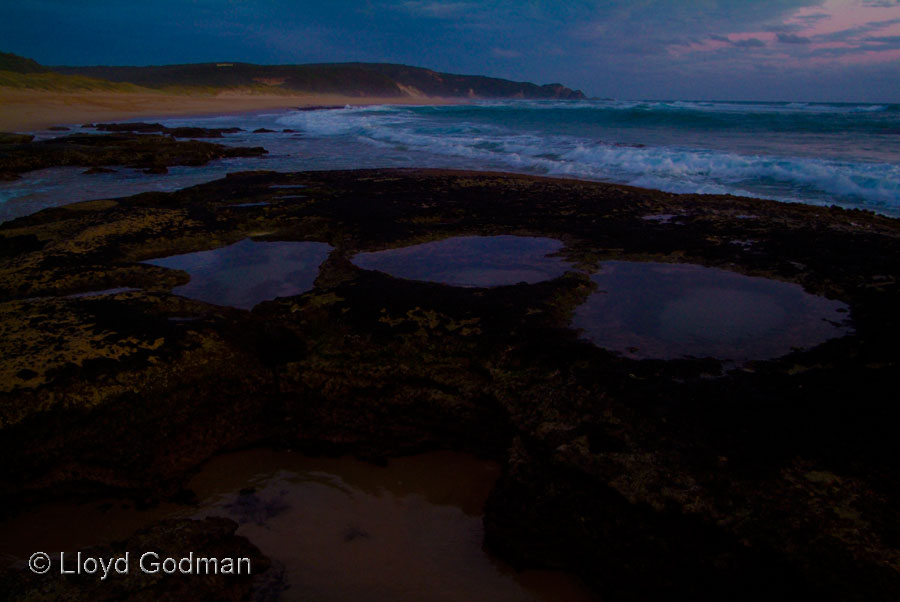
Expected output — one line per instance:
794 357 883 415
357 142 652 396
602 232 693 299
276 101 900 213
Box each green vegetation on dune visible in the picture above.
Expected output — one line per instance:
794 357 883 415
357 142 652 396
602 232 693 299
57 62 410 96
0 70 150 92
154 83 314 96
56 61 586 98
0 51 50 74
0 68 296 96
0 51 586 99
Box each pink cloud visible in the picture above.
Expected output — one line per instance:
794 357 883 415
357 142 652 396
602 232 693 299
674 0 900 67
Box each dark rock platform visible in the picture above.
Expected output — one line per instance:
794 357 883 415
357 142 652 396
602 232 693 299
0 131 266 180
1 169 898 601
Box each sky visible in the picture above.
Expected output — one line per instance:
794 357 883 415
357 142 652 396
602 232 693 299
1 0 898 101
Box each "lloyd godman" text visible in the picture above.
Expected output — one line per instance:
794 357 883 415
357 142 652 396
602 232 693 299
54 551 251 579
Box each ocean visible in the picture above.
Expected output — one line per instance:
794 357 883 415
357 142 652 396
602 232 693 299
2 99 899 222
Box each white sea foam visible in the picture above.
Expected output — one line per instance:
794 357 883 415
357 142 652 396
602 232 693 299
4 100 897 224
276 104 899 209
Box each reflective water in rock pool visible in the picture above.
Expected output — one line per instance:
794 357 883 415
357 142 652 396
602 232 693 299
144 239 333 309
573 261 851 361
66 287 139 298
352 235 572 287
0 450 598 602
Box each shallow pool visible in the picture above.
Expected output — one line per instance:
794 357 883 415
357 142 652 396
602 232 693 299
144 239 332 309
352 235 573 287
572 261 851 361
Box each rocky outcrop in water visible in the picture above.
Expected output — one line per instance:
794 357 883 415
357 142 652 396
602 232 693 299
91 123 244 138
0 132 266 179
0 169 897 601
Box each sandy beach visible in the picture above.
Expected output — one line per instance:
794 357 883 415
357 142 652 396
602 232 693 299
0 88 456 131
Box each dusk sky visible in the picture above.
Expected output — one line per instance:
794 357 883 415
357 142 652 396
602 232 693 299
2 0 899 101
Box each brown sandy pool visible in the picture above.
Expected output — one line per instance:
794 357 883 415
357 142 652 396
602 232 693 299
1 450 598 602
573 261 852 361
144 239 333 309
352 235 573 287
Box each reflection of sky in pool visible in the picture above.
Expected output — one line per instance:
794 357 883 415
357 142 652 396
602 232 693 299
352 235 573 287
0 450 599 602
573 261 852 361
192 450 598 602
145 239 332 309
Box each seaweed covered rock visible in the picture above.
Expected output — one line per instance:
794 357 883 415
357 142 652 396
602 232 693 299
0 133 266 179
0 169 897 600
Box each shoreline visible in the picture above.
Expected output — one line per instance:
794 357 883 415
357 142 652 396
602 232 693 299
0 88 460 131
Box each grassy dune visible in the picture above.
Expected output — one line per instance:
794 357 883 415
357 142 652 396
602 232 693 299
0 70 150 92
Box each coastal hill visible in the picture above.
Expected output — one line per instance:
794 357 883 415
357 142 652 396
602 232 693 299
0 52 48 74
0 51 585 100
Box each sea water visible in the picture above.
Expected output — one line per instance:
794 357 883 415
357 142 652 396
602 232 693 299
2 99 898 222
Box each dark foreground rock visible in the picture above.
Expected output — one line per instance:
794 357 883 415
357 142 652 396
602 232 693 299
0 169 898 601
1 517 272 601
0 133 266 179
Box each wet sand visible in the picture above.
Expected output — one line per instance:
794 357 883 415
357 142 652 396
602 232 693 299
0 88 458 132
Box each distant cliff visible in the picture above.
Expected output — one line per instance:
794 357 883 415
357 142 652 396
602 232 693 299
45 59 585 100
